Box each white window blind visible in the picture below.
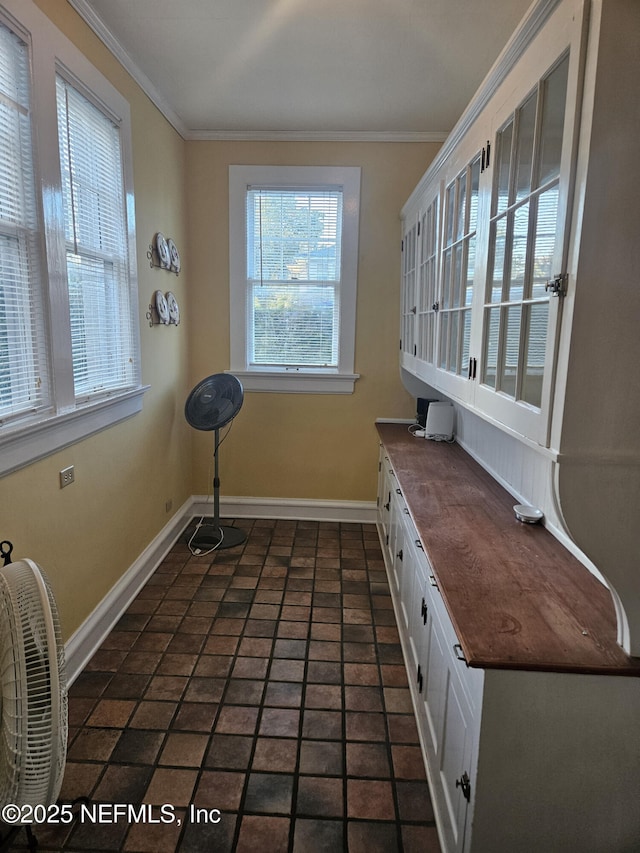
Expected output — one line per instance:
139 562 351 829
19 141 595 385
56 75 135 400
246 186 343 368
0 21 50 424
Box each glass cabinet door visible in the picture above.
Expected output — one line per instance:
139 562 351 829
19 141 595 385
439 155 481 378
483 56 568 407
400 217 417 365
474 0 587 445
416 194 440 367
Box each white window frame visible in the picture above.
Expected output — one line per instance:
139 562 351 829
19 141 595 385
0 0 146 477
229 165 361 394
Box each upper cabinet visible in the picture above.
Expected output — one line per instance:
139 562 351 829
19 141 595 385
400 0 640 655
401 0 587 447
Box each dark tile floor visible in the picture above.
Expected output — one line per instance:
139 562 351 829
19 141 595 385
11 519 441 852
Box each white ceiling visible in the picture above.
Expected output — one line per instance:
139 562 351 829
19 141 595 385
70 0 532 140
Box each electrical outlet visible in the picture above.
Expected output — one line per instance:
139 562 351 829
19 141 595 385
59 465 75 488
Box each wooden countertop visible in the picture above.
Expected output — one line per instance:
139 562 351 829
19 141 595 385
376 422 640 676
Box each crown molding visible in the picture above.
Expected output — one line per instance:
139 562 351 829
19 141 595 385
186 129 448 143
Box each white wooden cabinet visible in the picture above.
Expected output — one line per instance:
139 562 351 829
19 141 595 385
401 0 586 446
400 0 640 654
376 437 640 852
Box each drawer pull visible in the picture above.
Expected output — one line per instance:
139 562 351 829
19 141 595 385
429 574 439 589
454 643 468 664
396 549 403 562
415 539 423 550
396 488 402 495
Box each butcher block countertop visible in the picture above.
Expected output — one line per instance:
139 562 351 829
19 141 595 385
376 422 640 676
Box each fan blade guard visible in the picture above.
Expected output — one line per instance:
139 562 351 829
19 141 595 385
184 373 244 431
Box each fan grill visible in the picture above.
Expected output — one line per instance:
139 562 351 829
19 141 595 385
184 373 243 431
0 560 67 809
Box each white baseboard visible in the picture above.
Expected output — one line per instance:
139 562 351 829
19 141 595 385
192 495 377 524
64 495 376 685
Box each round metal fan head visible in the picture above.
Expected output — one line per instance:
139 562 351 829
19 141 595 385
184 373 244 431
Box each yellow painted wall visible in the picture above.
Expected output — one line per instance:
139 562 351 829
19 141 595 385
1 1 439 645
0 1 192 641
186 141 437 501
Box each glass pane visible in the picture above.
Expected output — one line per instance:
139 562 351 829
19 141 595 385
495 120 513 215
247 189 342 282
445 182 455 245
425 314 435 363
489 217 507 303
463 237 475 307
462 309 471 375
449 311 459 374
539 55 569 186
521 302 548 408
514 93 537 204
532 186 559 298
499 304 522 398
469 156 481 232
442 248 452 309
439 313 448 370
457 171 467 241
508 202 530 302
483 306 500 389
251 282 338 367
452 244 462 309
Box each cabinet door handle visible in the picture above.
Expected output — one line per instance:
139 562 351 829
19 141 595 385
456 771 471 802
421 597 428 625
454 643 468 665
429 574 439 589
415 539 423 550
397 549 403 561
417 663 424 693
396 488 402 495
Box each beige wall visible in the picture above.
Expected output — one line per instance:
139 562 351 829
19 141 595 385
0 1 193 641
1 1 438 643
186 141 436 501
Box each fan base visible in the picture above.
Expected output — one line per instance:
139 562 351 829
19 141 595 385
191 521 247 551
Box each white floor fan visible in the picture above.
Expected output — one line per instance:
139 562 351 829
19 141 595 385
0 541 68 851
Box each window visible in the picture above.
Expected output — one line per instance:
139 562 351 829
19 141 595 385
56 75 136 400
0 1 144 477
0 19 49 424
229 166 361 393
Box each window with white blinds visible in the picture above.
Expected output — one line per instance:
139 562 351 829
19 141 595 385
0 21 50 424
56 75 135 400
229 165 360 394
0 2 143 476
246 187 343 369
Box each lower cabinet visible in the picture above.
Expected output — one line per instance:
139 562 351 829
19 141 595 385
376 442 640 853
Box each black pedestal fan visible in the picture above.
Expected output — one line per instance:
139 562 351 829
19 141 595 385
184 373 246 551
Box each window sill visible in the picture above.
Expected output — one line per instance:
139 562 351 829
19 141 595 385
228 371 360 394
0 385 150 477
